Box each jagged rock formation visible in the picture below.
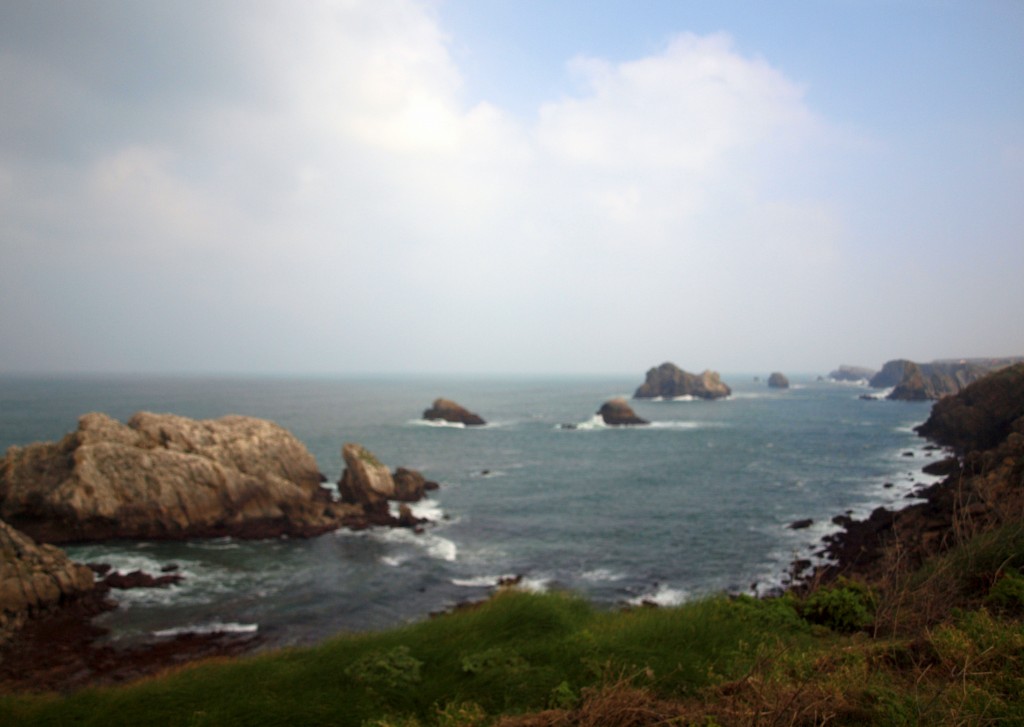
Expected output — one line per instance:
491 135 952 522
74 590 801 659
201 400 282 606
870 358 1023 401
633 363 731 400
828 365 876 383
0 412 350 543
0 518 96 644
768 372 790 389
337 444 435 528
422 399 486 426
597 398 649 426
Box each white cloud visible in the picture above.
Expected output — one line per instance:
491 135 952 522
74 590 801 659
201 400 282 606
0 1 851 373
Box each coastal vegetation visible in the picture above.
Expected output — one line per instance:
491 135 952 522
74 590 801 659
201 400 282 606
1 534 1023 726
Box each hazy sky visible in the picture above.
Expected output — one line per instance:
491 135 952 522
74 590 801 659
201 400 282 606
1 1 1022 376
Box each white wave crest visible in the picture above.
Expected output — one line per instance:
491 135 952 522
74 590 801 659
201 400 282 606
374 527 458 562
628 584 688 607
452 574 520 588
582 568 625 583
410 418 466 429
152 622 258 638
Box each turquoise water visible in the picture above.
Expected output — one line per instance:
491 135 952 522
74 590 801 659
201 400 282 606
0 374 936 647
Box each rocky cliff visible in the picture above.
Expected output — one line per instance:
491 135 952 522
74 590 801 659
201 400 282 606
633 363 731 400
813 363 1024 584
0 412 349 543
0 518 96 644
828 365 876 383
870 358 1022 400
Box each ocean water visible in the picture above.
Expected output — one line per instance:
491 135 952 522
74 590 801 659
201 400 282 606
0 374 938 648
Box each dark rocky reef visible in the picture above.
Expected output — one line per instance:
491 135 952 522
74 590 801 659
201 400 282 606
422 398 486 426
869 357 1023 401
767 372 790 389
633 362 731 400
597 398 649 426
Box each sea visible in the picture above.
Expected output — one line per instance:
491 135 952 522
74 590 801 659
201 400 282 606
0 374 939 649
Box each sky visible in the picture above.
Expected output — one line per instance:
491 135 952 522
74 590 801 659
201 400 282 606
1 0 1022 376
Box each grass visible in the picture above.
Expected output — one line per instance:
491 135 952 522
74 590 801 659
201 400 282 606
3 526 1024 725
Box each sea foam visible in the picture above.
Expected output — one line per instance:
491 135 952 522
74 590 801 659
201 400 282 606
152 622 258 638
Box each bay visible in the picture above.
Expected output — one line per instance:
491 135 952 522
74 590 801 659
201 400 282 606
0 374 936 648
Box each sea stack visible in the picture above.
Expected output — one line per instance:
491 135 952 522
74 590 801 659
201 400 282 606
422 398 486 426
633 362 731 400
597 398 649 426
768 372 790 389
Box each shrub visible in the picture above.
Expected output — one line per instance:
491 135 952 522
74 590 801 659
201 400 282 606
801 579 876 633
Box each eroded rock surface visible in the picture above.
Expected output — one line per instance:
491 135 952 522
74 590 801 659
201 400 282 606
0 412 348 543
598 398 649 426
633 362 731 400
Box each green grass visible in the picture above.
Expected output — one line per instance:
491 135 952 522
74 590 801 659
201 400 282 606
0 591 813 726
4 526 1024 726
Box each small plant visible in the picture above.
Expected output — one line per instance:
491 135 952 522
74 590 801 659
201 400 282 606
345 646 423 691
985 568 1024 614
548 680 578 710
801 579 876 633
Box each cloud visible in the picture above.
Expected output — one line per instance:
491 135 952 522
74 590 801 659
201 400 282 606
0 1 847 373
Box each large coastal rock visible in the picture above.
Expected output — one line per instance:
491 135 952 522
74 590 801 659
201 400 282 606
633 362 731 400
915 363 1024 454
0 518 96 644
0 412 347 543
422 398 486 426
767 372 790 389
869 358 1022 401
598 398 649 426
337 444 435 527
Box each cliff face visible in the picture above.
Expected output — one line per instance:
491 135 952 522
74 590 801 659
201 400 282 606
871 358 1022 401
915 363 1024 453
0 412 345 543
634 363 731 400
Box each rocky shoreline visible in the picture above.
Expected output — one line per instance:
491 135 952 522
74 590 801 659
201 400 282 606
797 362 1024 588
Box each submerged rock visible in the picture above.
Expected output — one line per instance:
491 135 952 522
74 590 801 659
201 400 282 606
422 398 486 426
0 412 345 543
633 362 731 400
597 398 649 426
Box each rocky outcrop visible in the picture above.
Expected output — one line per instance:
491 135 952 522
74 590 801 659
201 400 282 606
422 399 486 426
1 518 96 644
633 363 731 400
337 444 434 528
869 358 1022 401
597 398 649 426
828 365 876 383
0 412 350 543
767 372 790 389
914 363 1024 454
